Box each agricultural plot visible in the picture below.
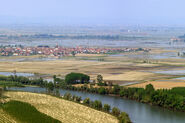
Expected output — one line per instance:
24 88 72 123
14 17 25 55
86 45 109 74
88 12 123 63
0 109 17 123
1 101 60 123
5 92 118 123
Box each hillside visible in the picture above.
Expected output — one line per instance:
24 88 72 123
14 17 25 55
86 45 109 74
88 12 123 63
3 91 118 123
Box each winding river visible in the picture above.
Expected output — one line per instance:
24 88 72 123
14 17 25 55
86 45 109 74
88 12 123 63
9 86 185 123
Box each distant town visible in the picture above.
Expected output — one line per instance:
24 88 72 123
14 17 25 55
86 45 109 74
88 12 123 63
0 45 150 57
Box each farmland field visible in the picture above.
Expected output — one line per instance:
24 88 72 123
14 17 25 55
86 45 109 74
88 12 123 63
0 109 17 123
128 80 185 89
4 91 118 123
0 48 185 88
1 100 61 123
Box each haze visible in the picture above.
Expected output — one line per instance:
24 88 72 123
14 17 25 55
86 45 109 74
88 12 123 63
0 0 185 26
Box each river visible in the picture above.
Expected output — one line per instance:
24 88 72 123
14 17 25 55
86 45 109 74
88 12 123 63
9 86 185 123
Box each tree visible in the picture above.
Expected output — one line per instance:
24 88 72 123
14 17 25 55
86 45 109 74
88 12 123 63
93 100 102 110
118 112 131 123
0 88 3 98
97 75 103 83
112 107 120 117
98 87 106 94
47 82 54 93
83 98 90 105
55 89 60 96
64 93 72 100
75 96 82 102
145 84 155 94
113 85 120 94
53 75 57 87
103 104 111 112
65 72 90 84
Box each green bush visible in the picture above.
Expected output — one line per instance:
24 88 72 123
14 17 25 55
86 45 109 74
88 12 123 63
93 100 102 110
112 107 120 117
83 98 90 105
98 87 107 94
64 93 72 100
118 112 131 123
103 104 111 112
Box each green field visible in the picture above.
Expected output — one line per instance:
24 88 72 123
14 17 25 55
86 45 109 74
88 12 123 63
0 100 61 123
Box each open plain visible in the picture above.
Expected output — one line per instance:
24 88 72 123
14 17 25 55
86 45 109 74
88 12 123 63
0 48 185 89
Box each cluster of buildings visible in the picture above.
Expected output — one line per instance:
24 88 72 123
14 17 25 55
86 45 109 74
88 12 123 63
0 45 150 57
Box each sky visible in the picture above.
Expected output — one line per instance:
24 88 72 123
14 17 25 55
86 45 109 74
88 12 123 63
0 0 185 26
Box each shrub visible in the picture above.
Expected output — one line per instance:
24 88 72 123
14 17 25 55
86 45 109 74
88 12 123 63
64 93 72 100
93 100 102 110
98 87 107 94
75 96 82 102
103 104 111 112
112 107 120 117
118 112 131 123
83 98 90 105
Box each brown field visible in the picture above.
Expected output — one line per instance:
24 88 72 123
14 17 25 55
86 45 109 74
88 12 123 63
0 48 185 87
4 92 118 123
0 58 177 82
128 80 185 89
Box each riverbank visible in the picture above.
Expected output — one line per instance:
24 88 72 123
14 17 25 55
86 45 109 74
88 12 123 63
59 84 185 112
8 86 185 123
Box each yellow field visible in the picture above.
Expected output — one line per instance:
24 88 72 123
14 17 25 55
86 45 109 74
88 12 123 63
0 58 174 82
103 71 155 81
4 92 118 123
128 80 185 89
0 109 17 123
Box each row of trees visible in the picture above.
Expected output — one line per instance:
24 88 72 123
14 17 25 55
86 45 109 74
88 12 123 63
62 92 131 123
58 83 185 112
1 73 184 112
0 75 47 87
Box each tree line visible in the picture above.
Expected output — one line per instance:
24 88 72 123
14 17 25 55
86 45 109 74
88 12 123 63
59 83 185 112
62 92 131 123
0 75 47 87
0 73 184 112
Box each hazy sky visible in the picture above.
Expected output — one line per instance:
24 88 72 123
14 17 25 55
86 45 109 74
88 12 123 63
0 0 185 26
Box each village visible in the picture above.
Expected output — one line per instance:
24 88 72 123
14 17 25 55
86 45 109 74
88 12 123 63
0 45 150 57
